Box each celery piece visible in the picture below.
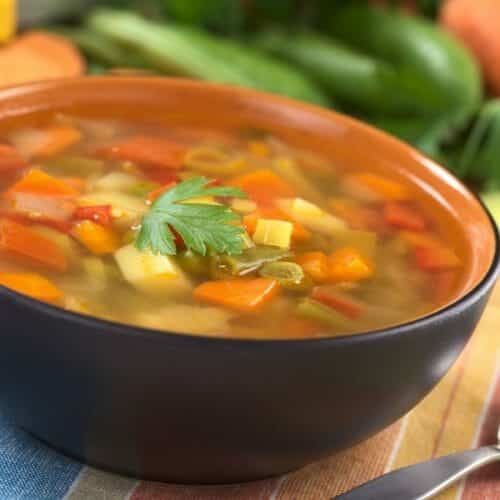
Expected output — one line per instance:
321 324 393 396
259 261 310 291
215 245 291 276
43 155 104 176
297 298 356 331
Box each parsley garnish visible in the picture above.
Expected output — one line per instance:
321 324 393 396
135 176 247 256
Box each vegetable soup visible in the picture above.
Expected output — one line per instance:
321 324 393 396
0 115 464 338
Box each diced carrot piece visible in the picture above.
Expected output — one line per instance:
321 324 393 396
243 207 310 242
330 198 390 234
399 230 442 249
229 169 296 205
60 177 86 193
384 202 426 231
72 220 120 255
73 205 112 226
414 245 462 271
143 168 179 185
7 168 79 197
0 218 67 271
328 247 374 283
0 272 62 302
311 287 363 319
33 126 81 159
0 144 28 172
95 136 186 169
247 140 270 158
283 317 320 338
194 278 280 313
296 251 330 283
435 271 458 305
344 173 410 202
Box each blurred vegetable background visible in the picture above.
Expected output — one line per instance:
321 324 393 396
3 0 500 219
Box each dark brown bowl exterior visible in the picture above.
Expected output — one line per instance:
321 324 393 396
0 78 498 484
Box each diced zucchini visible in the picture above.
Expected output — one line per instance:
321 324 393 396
94 172 140 192
253 218 293 249
277 197 346 235
114 244 191 295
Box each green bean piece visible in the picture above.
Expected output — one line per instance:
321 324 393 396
127 181 160 198
43 155 105 176
215 246 291 277
297 298 356 331
258 261 310 291
177 250 211 278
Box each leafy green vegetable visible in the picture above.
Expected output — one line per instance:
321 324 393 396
135 176 247 256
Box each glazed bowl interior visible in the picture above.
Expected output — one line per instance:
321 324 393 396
0 76 496 334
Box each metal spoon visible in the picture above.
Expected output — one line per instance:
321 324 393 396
337 425 500 500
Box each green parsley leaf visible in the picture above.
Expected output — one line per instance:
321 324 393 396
135 176 247 256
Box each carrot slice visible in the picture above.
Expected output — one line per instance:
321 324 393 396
0 144 28 172
0 31 84 89
7 169 79 197
328 247 374 283
0 272 62 302
0 218 67 271
343 173 410 202
296 252 330 283
311 287 363 319
194 278 280 313
95 136 187 169
330 198 390 234
414 245 462 271
71 220 121 255
34 126 81 159
229 169 296 205
384 202 426 231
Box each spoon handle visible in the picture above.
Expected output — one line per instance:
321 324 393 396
337 445 500 500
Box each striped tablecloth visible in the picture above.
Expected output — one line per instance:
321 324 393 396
1 284 499 500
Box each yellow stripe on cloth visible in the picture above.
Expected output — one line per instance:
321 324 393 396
0 0 16 42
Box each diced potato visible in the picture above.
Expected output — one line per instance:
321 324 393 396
231 198 257 214
277 197 346 235
131 304 233 336
93 172 140 192
78 191 147 227
114 244 191 295
253 219 293 249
